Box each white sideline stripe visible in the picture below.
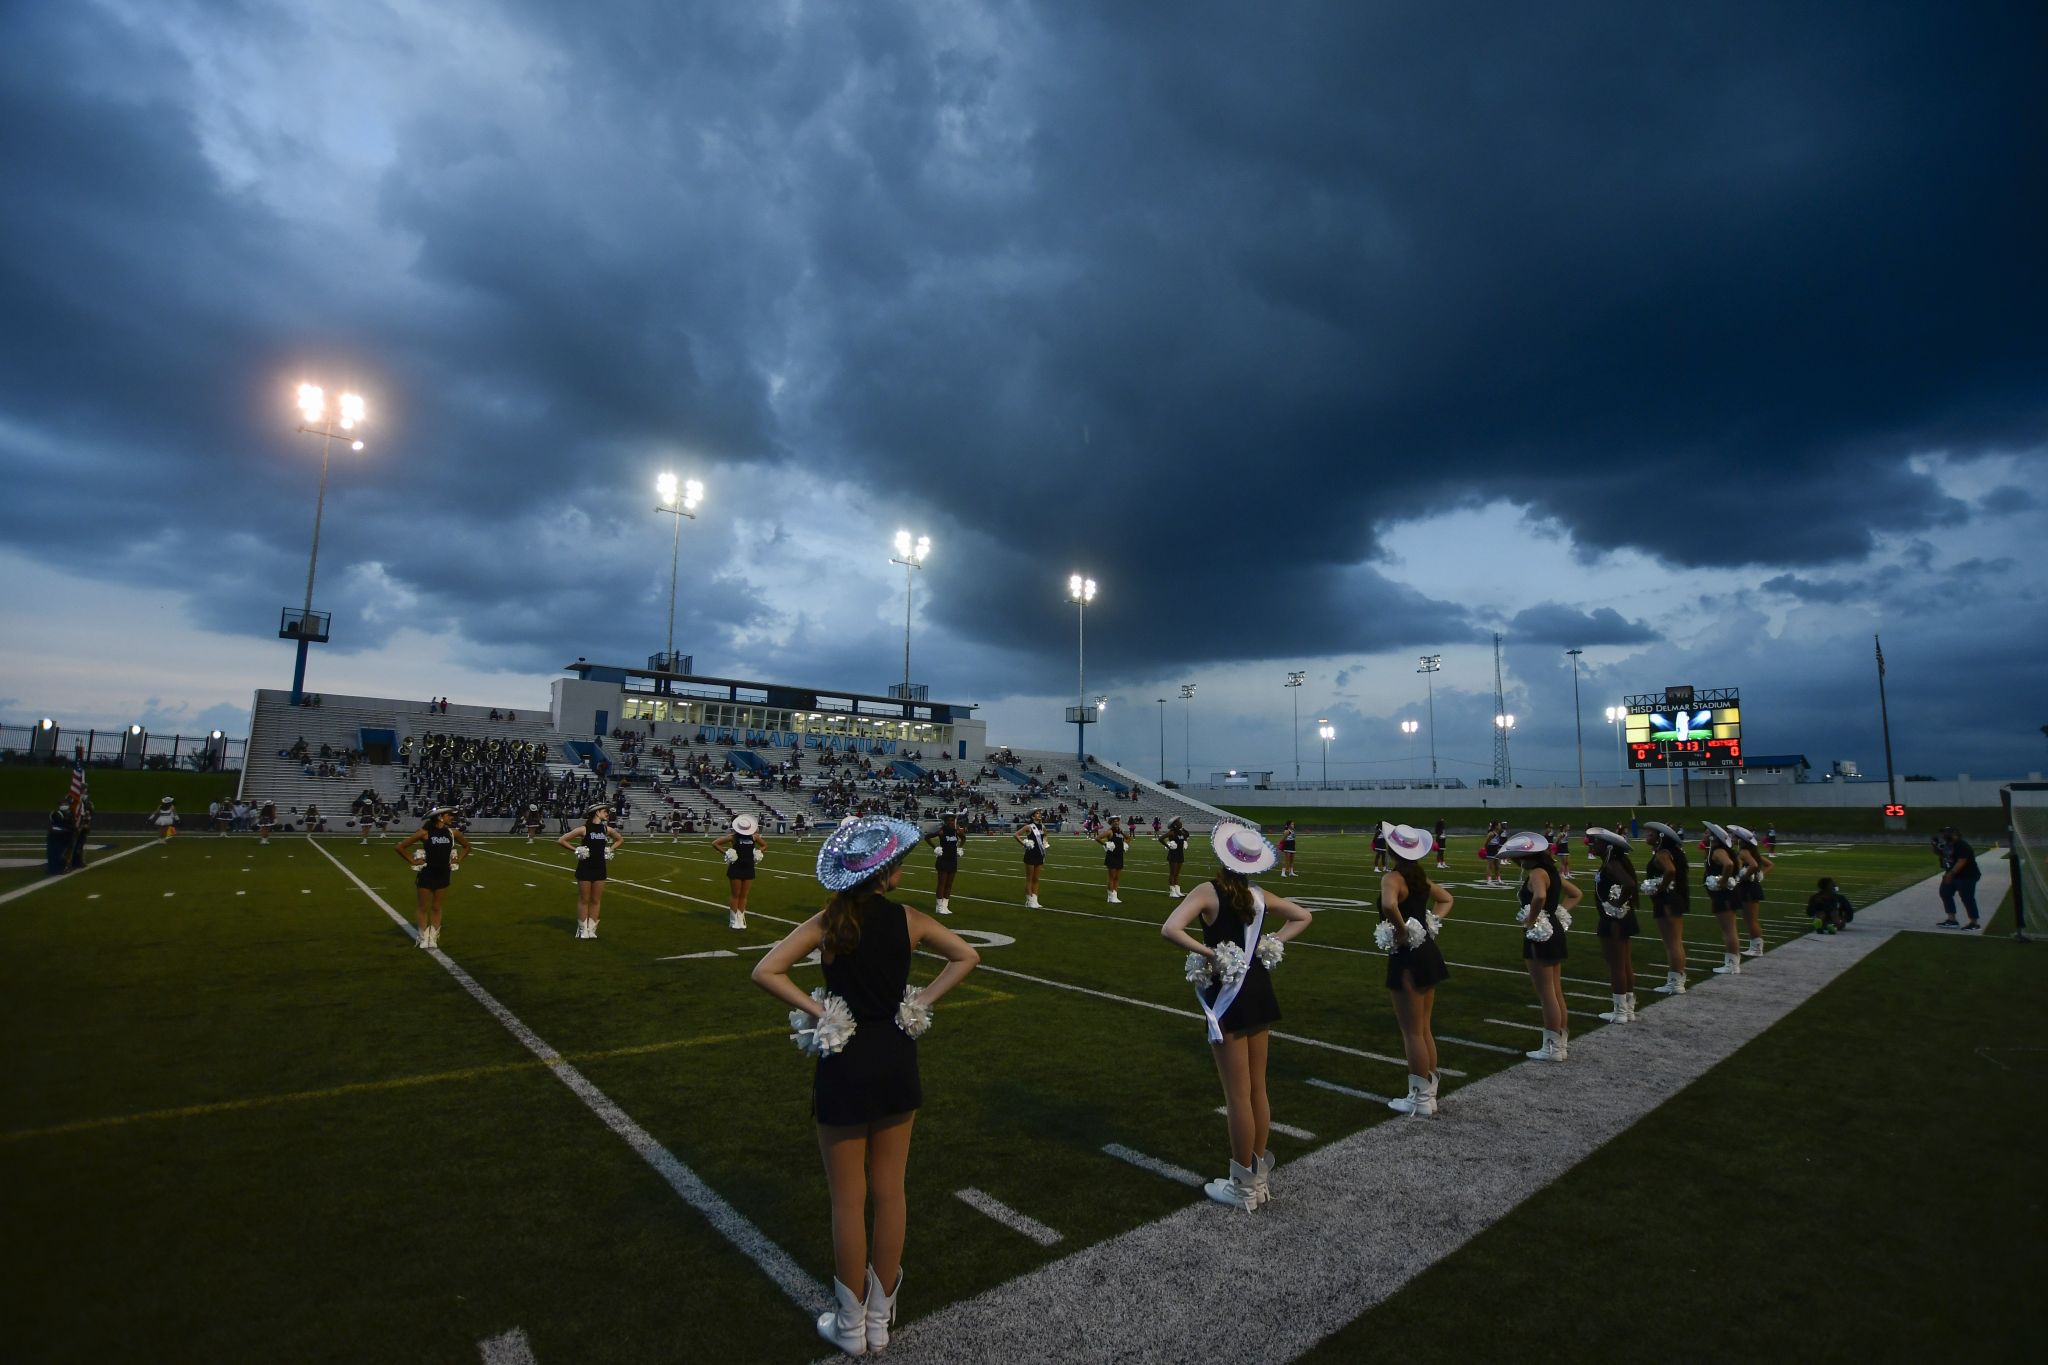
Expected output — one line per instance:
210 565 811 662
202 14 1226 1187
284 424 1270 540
308 840 827 1317
1216 1107 1315 1140
1306 1077 1394 1104
969 962 1462 1076
956 1188 1064 1247
1102 1143 1203 1189
1482 1018 1548 1033
477 1327 537 1364
1525 1005 1606 1021
1435 1034 1526 1056
0 838 156 906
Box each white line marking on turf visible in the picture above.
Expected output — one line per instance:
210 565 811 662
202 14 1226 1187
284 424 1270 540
1482 1018 1548 1033
1102 1143 1203 1189
477 1327 537 1364
1436 1034 1525 1056
1525 1005 1605 1020
658 949 738 961
956 1188 1064 1246
1217 1107 1315 1140
308 839 827 1318
968 963 1461 1075
1306 1077 1394 1104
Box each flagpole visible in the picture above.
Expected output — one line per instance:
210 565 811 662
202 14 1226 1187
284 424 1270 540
1876 633 1897 805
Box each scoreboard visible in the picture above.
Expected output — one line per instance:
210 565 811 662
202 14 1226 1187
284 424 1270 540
1624 685 1742 770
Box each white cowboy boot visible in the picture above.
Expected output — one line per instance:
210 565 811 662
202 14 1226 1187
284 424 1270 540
1745 936 1764 958
1204 1159 1261 1210
1598 993 1629 1023
1525 1029 1564 1062
1388 1073 1437 1117
1252 1150 1274 1206
816 1277 867 1355
1553 1030 1570 1061
1624 991 1638 1020
1713 952 1741 975
863 1265 901 1353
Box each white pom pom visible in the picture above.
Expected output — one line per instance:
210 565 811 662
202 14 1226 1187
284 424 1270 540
1374 920 1397 952
1424 910 1444 940
792 989 858 1057
1524 915 1554 943
1641 875 1664 893
1184 950 1217 985
1555 907 1573 933
1212 942 1250 989
1404 917 1427 949
723 847 738 865
895 985 933 1038
575 845 590 861
1606 883 1627 906
1705 875 1724 891
754 848 765 863
1255 933 1285 970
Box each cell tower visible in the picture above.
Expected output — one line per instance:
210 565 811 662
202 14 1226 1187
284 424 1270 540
1491 632 1514 788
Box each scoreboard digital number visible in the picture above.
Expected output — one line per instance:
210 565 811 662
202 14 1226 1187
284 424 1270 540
1624 686 1742 770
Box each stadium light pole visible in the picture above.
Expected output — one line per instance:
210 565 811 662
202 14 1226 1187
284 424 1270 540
1069 574 1096 764
891 530 931 698
1605 705 1626 785
287 384 366 705
1494 712 1516 788
1417 655 1442 785
1318 719 1335 789
1401 718 1420 781
1156 698 1167 782
654 473 704 673
1285 671 1305 784
1181 683 1197 784
1566 647 1586 807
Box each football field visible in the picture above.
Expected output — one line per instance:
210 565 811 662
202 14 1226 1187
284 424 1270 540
0 831 1971 1361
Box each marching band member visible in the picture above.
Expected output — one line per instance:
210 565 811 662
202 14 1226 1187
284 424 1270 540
1160 822 1314 1209
1642 821 1691 994
1500 831 1581 1061
751 817 980 1357
556 803 621 939
1377 822 1454 1117
1702 822 1744 975
1588 828 1639 1022
396 807 470 950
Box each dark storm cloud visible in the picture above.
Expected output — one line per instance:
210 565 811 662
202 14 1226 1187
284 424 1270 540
1507 603 1661 646
0 0 2043 712
1761 574 1862 605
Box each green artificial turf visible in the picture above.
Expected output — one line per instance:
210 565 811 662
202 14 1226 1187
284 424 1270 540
0 832 1953 1361
1299 926 2048 1365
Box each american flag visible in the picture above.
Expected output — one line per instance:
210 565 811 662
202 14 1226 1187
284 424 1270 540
1875 634 1886 679
68 752 88 817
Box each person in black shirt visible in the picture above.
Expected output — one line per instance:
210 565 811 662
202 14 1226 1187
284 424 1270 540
1936 827 1983 930
1158 818 1191 897
1809 877 1854 934
397 808 470 949
929 812 963 915
1378 822 1454 1117
1094 815 1129 903
557 804 622 939
1432 818 1449 870
45 803 73 876
750 817 981 1356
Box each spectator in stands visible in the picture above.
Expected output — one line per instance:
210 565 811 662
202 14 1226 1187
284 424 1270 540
1936 827 1983 930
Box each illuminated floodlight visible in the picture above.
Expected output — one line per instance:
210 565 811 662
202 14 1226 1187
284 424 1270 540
1317 721 1335 741
1400 719 1419 735
39 717 54 731
129 724 143 735
1068 574 1096 603
1494 713 1516 729
1096 695 1109 712
296 384 324 422
683 479 703 512
657 471 678 505
337 392 365 430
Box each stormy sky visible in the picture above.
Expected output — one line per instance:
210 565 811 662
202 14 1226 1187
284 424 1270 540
2 0 2044 787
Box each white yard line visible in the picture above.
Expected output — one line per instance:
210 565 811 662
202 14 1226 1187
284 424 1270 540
308 840 827 1318
1482 1018 1548 1033
1101 1143 1203 1189
955 1188 1064 1247
1434 1034 1527 1056
1305 1077 1395 1104
0 838 157 906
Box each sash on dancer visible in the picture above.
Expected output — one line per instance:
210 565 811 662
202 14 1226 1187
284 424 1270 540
1195 887 1266 1043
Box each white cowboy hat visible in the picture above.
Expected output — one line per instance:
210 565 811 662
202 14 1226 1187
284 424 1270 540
732 814 759 836
1209 821 1277 875
1702 821 1733 847
1587 826 1632 852
1498 831 1551 860
1726 823 1758 846
1642 821 1680 844
1380 821 1434 861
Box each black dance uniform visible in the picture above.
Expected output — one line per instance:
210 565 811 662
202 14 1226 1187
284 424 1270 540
812 897 922 1126
524 809 545 834
1163 831 1188 871
416 827 455 890
1102 831 1126 870
1520 870 1568 962
1651 845 1689 918
1197 881 1282 1035
1705 852 1741 915
1594 854 1639 940
1740 853 1766 906
575 824 611 882
1021 826 1046 866
933 828 962 873
1279 829 1297 854
1383 873 1450 992
728 831 757 882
